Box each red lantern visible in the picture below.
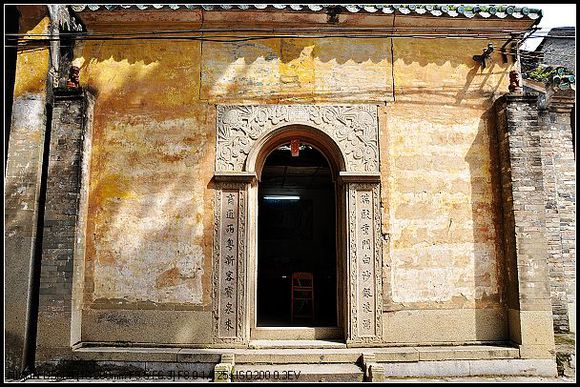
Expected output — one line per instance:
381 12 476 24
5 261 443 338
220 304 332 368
291 139 300 157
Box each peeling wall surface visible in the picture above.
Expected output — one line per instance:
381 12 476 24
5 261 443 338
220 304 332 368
382 37 508 312
201 37 394 103
77 29 509 311
75 36 213 306
384 106 504 308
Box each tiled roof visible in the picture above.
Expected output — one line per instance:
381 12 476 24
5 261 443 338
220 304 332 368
524 65 575 91
546 27 575 37
70 4 543 20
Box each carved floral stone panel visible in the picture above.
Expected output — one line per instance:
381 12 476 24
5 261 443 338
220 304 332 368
216 105 379 173
212 184 247 343
347 183 383 343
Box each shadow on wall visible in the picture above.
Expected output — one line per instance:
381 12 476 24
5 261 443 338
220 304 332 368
75 34 511 109
78 34 499 67
454 62 508 105
76 39 200 115
76 37 395 106
391 61 508 108
79 36 391 67
464 108 509 341
4 331 24 378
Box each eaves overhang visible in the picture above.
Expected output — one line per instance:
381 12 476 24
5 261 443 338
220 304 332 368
70 4 543 23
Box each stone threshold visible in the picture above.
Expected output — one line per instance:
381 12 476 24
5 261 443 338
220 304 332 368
249 339 346 349
251 326 342 340
72 343 520 364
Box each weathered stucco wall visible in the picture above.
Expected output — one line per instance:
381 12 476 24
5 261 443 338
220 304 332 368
384 38 507 310
201 37 393 103
73 25 512 343
12 15 51 98
76 37 214 307
379 38 509 342
5 8 51 373
384 106 504 306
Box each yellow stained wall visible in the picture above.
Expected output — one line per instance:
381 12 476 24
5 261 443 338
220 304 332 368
13 15 50 98
75 33 511 313
77 38 213 306
383 38 508 310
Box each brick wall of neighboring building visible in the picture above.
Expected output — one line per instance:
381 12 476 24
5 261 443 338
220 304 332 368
496 94 552 310
494 94 556 358
496 92 576 334
35 89 94 362
537 27 575 71
541 96 576 332
518 26 576 334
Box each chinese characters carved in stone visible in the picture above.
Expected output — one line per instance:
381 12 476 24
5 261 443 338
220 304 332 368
348 184 383 343
213 185 246 343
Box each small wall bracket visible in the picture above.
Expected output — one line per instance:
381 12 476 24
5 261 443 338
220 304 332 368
473 43 494 69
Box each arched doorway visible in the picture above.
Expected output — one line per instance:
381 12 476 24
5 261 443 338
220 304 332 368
213 105 383 345
257 142 337 328
248 127 347 341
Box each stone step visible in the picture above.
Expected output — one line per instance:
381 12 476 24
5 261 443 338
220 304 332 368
69 345 550 379
234 348 360 364
251 327 342 340
74 344 520 365
231 363 364 382
248 339 346 350
234 345 519 364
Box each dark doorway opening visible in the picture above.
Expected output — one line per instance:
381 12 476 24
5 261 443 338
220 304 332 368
257 143 337 327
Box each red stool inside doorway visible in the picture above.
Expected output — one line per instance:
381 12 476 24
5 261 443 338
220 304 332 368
290 272 315 324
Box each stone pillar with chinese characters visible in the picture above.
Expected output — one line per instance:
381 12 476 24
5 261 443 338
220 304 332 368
346 182 383 345
212 182 248 345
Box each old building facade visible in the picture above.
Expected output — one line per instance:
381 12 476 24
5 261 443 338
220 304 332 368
4 4 575 380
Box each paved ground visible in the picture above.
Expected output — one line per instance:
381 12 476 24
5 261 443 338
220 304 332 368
10 375 575 383
386 376 573 383
555 333 575 379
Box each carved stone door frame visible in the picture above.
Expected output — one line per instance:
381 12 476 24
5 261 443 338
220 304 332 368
213 105 383 347
246 125 348 341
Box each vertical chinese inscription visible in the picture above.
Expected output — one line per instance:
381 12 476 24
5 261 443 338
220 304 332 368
213 184 246 343
348 183 383 343
358 190 375 336
220 190 238 338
